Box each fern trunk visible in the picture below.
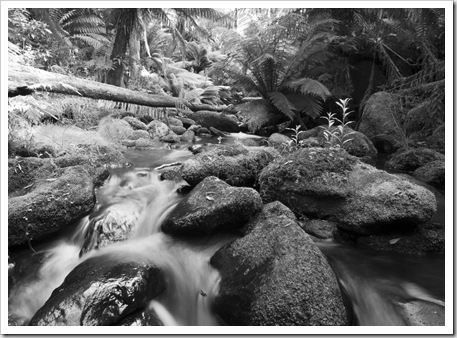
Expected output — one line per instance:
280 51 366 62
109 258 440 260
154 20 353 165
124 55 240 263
8 63 225 112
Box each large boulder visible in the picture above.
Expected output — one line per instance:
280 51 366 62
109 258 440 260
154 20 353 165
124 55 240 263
385 147 445 172
162 176 262 236
210 202 350 325
359 92 405 153
259 148 437 235
9 164 95 247
182 110 240 133
267 133 292 148
168 144 280 188
29 252 165 326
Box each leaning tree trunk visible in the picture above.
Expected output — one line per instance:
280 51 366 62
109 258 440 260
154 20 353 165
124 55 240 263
8 63 226 112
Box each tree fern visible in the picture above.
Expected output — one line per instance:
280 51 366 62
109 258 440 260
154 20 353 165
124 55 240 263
268 92 296 120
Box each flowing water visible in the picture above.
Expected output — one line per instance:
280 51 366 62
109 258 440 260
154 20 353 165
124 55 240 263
8 141 445 326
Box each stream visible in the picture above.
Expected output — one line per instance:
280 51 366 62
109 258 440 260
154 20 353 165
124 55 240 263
8 137 445 326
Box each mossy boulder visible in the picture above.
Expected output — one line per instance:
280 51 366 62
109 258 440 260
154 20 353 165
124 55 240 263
169 144 280 188
168 117 184 127
385 147 445 172
182 110 240 133
359 92 405 153
413 160 445 190
169 125 186 135
301 219 338 240
259 148 437 235
210 201 350 325
180 130 195 143
425 124 445 154
29 252 165 326
147 120 170 139
162 176 262 236
9 165 95 247
267 133 292 148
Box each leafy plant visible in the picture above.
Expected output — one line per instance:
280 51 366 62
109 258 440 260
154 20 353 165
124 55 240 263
320 98 356 148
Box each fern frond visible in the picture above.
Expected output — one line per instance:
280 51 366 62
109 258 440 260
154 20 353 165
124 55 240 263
283 78 331 101
268 92 296 121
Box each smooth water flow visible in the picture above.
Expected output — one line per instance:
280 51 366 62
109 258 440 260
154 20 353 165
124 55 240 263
8 147 445 326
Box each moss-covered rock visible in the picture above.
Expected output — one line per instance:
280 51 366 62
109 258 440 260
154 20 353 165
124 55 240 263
425 124 445 154
267 133 292 148
147 120 170 139
210 202 350 325
301 219 337 240
171 144 280 187
413 160 445 190
162 176 262 236
259 147 437 235
169 125 186 135
9 165 95 247
359 92 406 153
385 147 445 172
182 110 240 133
29 253 165 326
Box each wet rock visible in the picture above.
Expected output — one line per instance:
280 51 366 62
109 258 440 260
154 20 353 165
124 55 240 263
187 124 201 133
196 127 210 136
178 117 196 128
122 116 148 130
168 117 184 128
98 117 135 143
161 132 180 143
29 253 165 326
385 147 445 172
359 92 405 153
210 202 349 325
413 160 445 190
259 148 437 236
162 176 262 236
174 144 280 187
8 157 56 196
301 219 337 240
131 130 150 140
267 133 291 148
117 309 163 326
9 165 95 247
182 110 240 133
357 222 444 256
134 137 164 149
180 130 195 143
147 120 170 139
397 300 445 326
169 125 186 135
122 139 136 148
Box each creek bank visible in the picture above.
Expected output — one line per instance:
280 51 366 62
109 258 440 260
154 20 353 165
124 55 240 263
29 253 165 326
210 201 350 325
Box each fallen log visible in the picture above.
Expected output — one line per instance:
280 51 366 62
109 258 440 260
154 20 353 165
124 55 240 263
8 63 226 112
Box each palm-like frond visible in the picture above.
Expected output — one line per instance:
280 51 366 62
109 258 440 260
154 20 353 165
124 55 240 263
283 78 332 101
268 92 296 120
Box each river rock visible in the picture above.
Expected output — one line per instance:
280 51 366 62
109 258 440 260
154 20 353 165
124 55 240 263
29 253 165 326
267 133 292 148
178 117 196 128
122 116 148 130
413 160 445 190
183 110 240 133
169 125 186 135
161 132 180 143
131 130 150 140
210 202 349 325
359 92 405 153
147 120 170 139
168 117 184 127
162 176 262 235
169 144 280 188
301 219 337 240
187 124 201 133
117 309 163 326
9 164 95 247
259 147 437 235
396 300 445 326
180 130 195 143
385 147 445 172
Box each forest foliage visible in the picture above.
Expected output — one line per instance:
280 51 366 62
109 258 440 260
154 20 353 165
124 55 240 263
8 7 445 132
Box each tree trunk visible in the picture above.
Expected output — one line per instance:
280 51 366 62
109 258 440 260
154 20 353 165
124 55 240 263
129 29 141 81
8 63 226 112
